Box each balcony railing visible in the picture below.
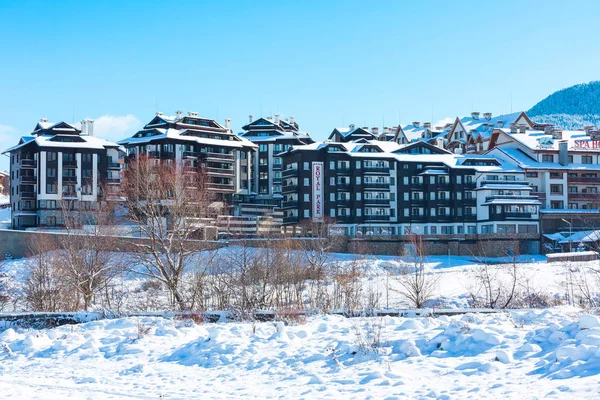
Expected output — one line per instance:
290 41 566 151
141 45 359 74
21 192 35 199
282 168 298 178
363 182 390 189
62 176 77 183
569 192 599 200
20 159 36 168
62 160 77 169
21 175 36 183
282 184 298 192
272 163 283 170
363 214 391 222
504 212 533 218
206 152 234 161
480 180 530 186
62 192 78 199
107 178 120 184
363 198 390 205
282 200 298 208
363 166 389 173
205 167 234 176
206 183 235 191
568 176 599 184
485 195 539 201
283 216 299 224
107 162 121 169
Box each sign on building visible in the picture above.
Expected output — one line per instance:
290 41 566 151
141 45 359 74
312 162 324 222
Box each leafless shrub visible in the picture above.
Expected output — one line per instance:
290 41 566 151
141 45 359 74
352 318 385 355
392 235 438 308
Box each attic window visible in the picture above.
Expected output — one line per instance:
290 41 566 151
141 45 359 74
48 136 85 143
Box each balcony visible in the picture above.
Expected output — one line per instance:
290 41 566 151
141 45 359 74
162 151 175 159
363 198 390 205
282 200 298 208
504 212 533 219
62 160 77 169
21 204 36 211
363 214 391 222
336 182 352 190
283 216 299 224
485 195 539 201
206 183 235 192
148 151 160 159
272 163 283 170
107 162 121 169
206 152 234 161
63 192 78 199
205 167 234 176
107 178 121 185
363 166 389 174
21 175 36 183
282 184 298 193
20 159 36 168
568 176 598 184
183 151 204 159
282 168 298 178
480 179 530 186
272 177 282 184
62 176 77 183
21 192 36 199
569 192 599 201
336 166 351 174
363 182 390 189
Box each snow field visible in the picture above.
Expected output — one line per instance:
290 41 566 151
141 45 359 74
1 309 600 399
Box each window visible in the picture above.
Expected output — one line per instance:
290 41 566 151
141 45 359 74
330 177 335 185
303 178 309 187
259 144 268 152
467 226 476 234
456 192 462 200
465 191 473 200
303 194 309 202
329 161 335 170
550 200 564 209
438 207 447 216
550 172 562 179
303 209 310 218
542 154 553 162
430 208 436 217
568 155 574 164
303 162 309 170
430 226 437 234
404 208 409 217
356 192 361 201
46 183 57 194
356 209 361 217
550 184 563 194
441 226 454 235
430 192 435 200
569 186 578 193
330 209 336 218
403 177 409 185
259 172 268 180
526 172 538 178
356 177 361 185
47 152 57 162
403 192 409 201
82 153 92 163
582 155 593 164
356 160 361 169
47 168 56 178
259 158 268 166
465 175 473 183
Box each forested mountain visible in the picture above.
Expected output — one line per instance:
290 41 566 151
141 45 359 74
529 81 600 129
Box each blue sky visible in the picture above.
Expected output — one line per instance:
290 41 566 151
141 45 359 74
1 0 599 170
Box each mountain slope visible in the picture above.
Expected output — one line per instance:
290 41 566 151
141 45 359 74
529 81 600 129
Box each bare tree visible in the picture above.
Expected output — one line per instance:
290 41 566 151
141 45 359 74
0 260 10 311
122 156 216 311
57 196 124 311
392 234 438 308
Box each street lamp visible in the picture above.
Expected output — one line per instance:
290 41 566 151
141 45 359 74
562 218 572 253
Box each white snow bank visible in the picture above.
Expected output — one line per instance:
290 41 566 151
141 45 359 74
0 310 599 398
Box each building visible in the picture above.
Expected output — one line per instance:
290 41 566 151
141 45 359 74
236 114 313 223
280 139 540 240
0 170 9 195
2 118 124 229
118 111 257 208
487 125 600 237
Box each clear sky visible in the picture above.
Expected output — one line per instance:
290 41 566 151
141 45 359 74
1 0 599 170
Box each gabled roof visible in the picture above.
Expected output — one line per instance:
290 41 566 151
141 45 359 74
328 126 376 142
33 120 81 135
393 140 451 155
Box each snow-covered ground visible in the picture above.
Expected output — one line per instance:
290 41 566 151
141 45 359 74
2 309 600 399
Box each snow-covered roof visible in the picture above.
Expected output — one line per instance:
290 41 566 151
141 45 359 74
474 184 533 191
119 128 257 149
497 129 594 152
559 230 600 244
4 134 122 154
482 198 542 206
492 147 600 171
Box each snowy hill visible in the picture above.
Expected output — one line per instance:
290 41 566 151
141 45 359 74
529 81 600 129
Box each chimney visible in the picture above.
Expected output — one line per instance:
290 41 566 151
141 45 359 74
454 147 463 154
156 111 164 116
40 118 48 123
274 113 280 124
436 138 445 148
289 116 295 124
544 125 554 134
372 127 379 135
187 111 198 117
558 140 569 166
471 112 480 120
510 124 518 134
552 129 563 140
81 119 94 136
497 120 504 128
176 110 183 119
519 125 527 133
249 114 254 123
424 122 432 129
483 112 492 120
349 124 355 130
224 118 231 131
412 121 420 127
